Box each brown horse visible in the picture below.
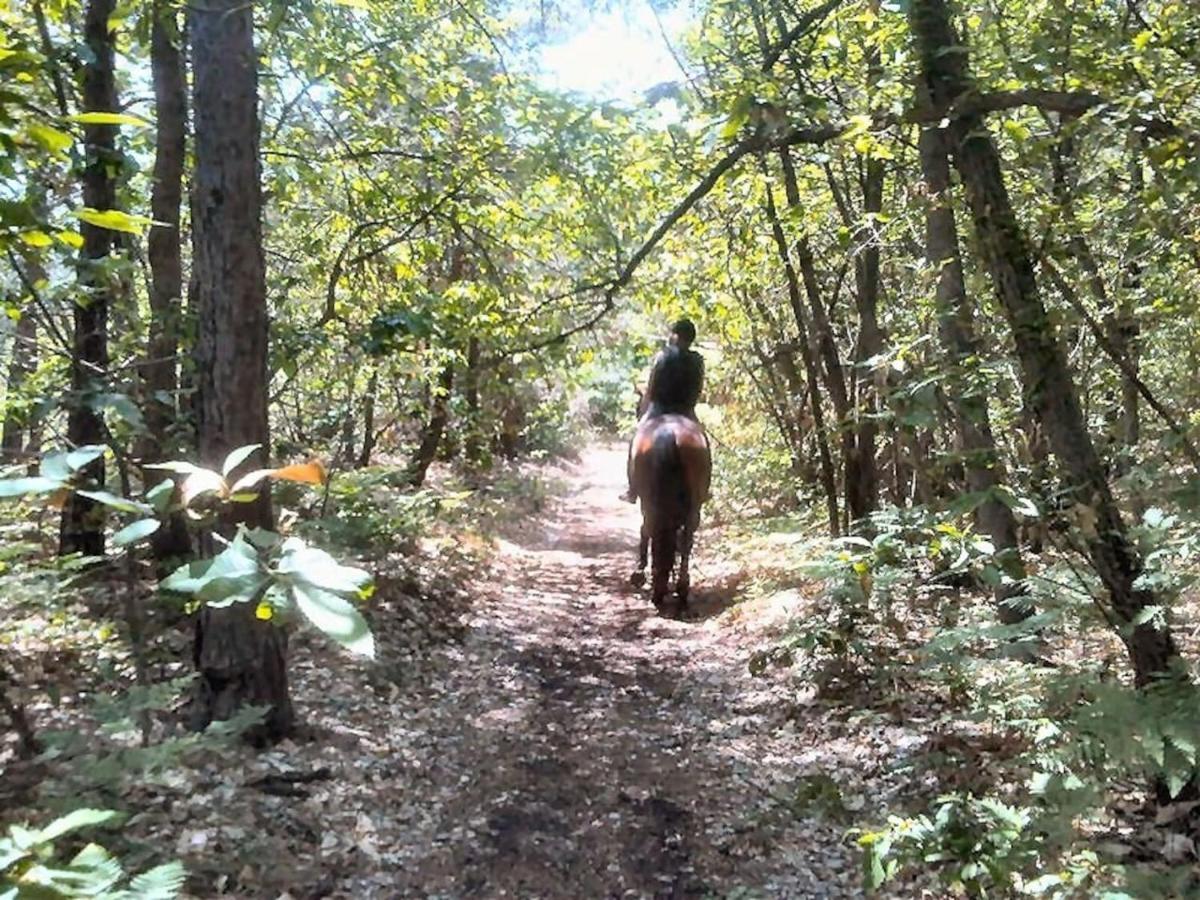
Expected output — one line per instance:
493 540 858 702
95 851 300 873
628 414 711 615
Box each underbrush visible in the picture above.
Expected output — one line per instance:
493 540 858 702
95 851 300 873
0 451 566 897
735 501 1200 897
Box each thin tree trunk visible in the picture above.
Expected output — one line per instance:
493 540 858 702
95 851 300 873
847 156 883 525
918 120 1033 624
0 657 41 760
406 365 454 488
464 336 484 468
763 175 840 535
60 0 116 558
2 295 38 464
188 0 291 743
357 368 378 468
145 0 190 559
910 0 1178 685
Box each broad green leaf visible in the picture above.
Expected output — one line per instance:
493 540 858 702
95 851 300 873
76 490 151 515
145 479 175 513
277 537 372 596
19 230 53 248
113 518 161 547
67 445 107 471
0 476 64 498
180 468 227 507
144 461 205 475
67 111 150 127
291 582 374 658
333 0 372 8
228 468 276 497
35 808 120 842
27 123 73 154
222 443 263 477
161 532 260 599
73 208 154 235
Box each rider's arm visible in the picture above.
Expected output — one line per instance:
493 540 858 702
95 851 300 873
644 351 664 406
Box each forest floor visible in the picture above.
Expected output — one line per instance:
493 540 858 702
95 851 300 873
3 444 949 899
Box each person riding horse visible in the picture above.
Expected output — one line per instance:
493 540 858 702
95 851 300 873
620 319 705 504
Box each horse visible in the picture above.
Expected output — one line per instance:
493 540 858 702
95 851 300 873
628 414 711 616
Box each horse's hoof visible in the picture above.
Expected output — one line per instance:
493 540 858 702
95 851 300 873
629 571 646 588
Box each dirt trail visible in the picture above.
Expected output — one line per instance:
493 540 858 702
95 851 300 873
198 444 892 900
310 444 861 900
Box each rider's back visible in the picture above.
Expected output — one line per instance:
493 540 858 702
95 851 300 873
647 345 703 417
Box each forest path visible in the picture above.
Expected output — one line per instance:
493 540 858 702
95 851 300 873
344 444 863 899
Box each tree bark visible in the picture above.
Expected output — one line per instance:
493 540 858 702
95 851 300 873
406 365 454 488
464 336 485 468
910 0 1178 685
846 154 883 526
188 0 291 743
145 0 191 560
918 120 1033 624
2 291 38 464
357 368 379 468
60 0 116 558
763 176 841 535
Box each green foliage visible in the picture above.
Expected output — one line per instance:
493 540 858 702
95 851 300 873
858 793 1046 896
0 809 184 899
161 527 375 658
39 679 269 802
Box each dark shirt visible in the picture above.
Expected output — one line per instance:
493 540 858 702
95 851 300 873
644 345 704 418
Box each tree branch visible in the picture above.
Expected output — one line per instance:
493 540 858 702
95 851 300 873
761 0 845 71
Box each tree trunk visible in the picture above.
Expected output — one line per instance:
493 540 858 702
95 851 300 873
763 176 840 535
464 336 485 468
188 0 291 743
847 150 884 525
357 368 378 468
59 0 116 558
2 294 38 464
910 0 1178 684
918 120 1033 624
406 365 454 488
145 0 191 560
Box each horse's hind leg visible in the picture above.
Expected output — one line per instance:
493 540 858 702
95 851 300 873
650 525 674 612
630 523 649 587
675 509 699 608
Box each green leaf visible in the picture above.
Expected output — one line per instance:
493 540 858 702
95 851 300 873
0 476 64 498
1131 605 1163 626
35 808 121 842
113 518 161 547
26 122 73 154
222 443 263 477
76 490 152 515
92 392 145 428
67 445 108 471
333 0 372 8
161 533 260 598
277 537 372 596
291 582 375 658
126 861 187 899
145 479 175 513
73 208 155 235
67 111 150 127
41 445 106 481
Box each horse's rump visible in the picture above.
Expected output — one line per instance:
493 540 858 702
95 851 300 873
631 415 710 525
630 414 711 611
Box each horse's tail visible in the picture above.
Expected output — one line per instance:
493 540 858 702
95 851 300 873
649 429 686 597
650 428 687 528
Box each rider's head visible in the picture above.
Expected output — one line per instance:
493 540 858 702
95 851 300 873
669 318 696 349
